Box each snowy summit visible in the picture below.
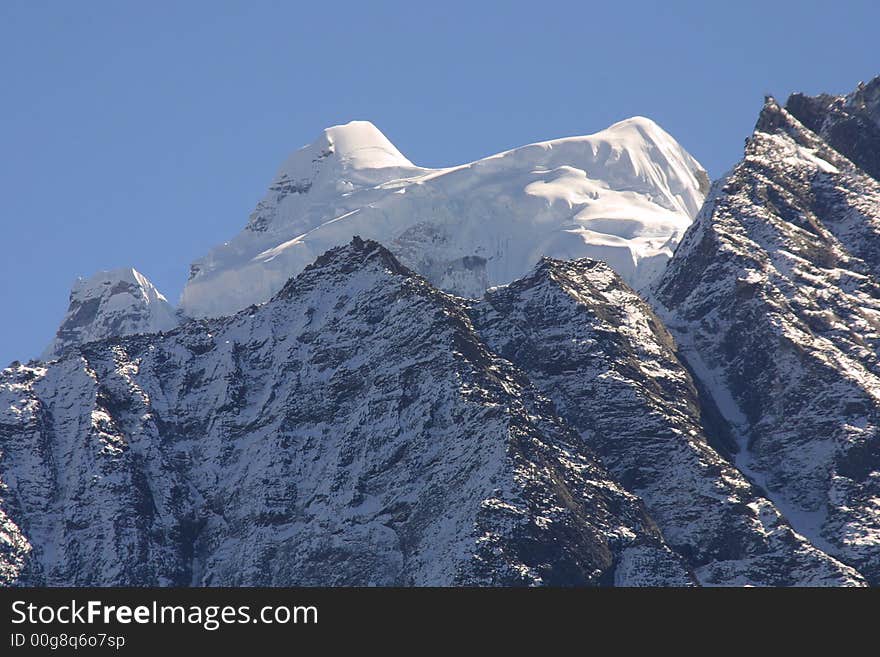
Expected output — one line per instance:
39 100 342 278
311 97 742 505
181 118 709 317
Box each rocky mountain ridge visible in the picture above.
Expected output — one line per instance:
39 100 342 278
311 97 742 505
1 239 699 586
653 89 880 583
3 76 880 586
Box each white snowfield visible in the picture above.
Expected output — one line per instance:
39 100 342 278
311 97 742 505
180 119 709 318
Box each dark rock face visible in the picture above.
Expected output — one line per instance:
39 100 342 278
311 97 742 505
786 76 880 182
470 257 860 585
654 97 880 583
0 239 693 586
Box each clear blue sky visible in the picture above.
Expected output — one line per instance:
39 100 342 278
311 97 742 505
1 1 878 366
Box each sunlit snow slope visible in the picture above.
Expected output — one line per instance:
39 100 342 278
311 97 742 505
181 119 708 317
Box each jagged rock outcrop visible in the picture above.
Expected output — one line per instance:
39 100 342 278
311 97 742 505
653 96 880 583
786 75 880 182
1 239 694 586
470 257 862 585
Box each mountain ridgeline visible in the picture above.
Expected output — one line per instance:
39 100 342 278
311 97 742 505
2 77 879 586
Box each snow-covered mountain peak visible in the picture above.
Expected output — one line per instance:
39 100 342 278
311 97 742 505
517 255 614 291
70 267 165 302
304 234 410 274
742 95 847 179
320 120 415 169
244 121 423 236
182 117 708 318
655 88 880 583
43 267 178 359
275 120 416 182
599 115 709 198
490 115 709 216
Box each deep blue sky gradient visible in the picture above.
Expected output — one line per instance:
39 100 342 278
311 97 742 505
2 1 878 365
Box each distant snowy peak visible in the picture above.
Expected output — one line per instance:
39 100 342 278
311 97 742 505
245 120 425 235
43 268 178 359
311 120 416 170
182 116 708 318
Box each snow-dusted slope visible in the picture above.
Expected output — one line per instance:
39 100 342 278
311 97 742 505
654 97 880 583
13 85 880 587
43 268 178 359
1 238 693 586
181 118 708 317
470 257 862 586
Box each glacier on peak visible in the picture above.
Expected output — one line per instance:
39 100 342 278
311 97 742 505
43 267 178 360
180 117 709 318
308 120 417 170
3 237 697 586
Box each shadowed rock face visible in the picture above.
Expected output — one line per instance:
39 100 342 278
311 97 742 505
4 236 865 586
470 257 861 586
0 238 694 587
3 230 874 586
43 268 178 360
654 96 880 584
786 76 880 183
